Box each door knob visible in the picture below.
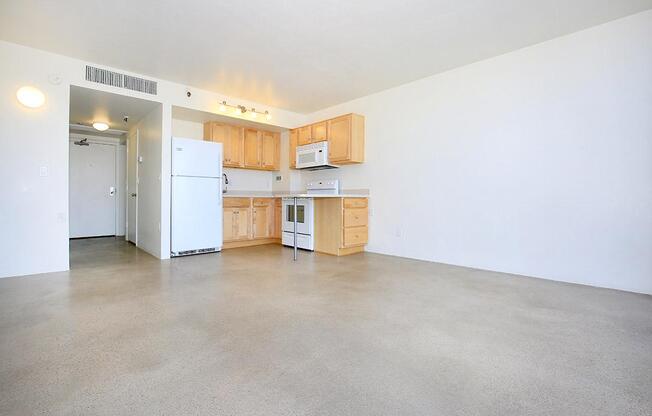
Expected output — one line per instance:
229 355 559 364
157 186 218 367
109 186 116 196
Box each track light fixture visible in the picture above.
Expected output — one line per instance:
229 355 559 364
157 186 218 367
218 100 272 121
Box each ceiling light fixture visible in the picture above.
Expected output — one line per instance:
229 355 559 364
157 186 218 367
92 122 109 131
16 86 45 108
217 100 272 121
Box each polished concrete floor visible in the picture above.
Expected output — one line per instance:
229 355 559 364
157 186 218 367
0 238 650 415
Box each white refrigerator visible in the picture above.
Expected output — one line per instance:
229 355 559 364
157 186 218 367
171 137 223 256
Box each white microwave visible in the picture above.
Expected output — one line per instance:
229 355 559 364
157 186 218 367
296 141 338 170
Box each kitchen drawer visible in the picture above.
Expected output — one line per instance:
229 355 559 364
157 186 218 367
343 226 368 247
253 198 273 207
224 197 251 208
343 198 367 208
343 207 368 228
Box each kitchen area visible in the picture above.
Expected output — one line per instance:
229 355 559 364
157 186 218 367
170 106 369 258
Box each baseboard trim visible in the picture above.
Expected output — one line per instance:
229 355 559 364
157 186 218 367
223 238 281 249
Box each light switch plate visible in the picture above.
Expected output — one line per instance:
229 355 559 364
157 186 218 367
39 166 48 177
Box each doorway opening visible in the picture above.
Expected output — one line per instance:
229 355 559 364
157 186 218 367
68 85 160 266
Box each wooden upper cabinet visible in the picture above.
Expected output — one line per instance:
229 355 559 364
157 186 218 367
261 131 280 170
204 122 278 171
243 128 261 168
312 121 328 142
296 122 326 145
328 114 365 164
225 125 243 167
289 129 298 169
205 122 228 143
298 125 312 146
204 122 243 168
327 115 351 162
292 113 364 167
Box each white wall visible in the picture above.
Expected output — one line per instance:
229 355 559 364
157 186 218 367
171 118 204 140
0 46 70 277
130 106 163 258
0 40 306 277
304 11 652 294
272 131 303 193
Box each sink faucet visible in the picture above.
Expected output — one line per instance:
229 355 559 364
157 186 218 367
222 172 229 194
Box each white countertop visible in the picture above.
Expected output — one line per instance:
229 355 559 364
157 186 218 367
275 194 369 198
223 190 369 198
222 191 275 197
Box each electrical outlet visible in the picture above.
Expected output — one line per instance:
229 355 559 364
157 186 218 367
275 175 282 182
395 228 402 238
39 166 48 177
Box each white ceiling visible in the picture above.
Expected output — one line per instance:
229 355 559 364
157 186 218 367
69 85 160 131
3 0 651 113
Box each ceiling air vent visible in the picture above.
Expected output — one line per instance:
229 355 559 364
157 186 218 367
85 65 158 95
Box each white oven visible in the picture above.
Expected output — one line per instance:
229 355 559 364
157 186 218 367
282 197 314 250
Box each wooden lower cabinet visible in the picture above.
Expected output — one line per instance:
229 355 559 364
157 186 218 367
252 206 269 238
252 198 274 239
314 197 368 256
274 198 282 238
223 198 251 242
223 196 368 255
223 197 281 249
223 208 251 241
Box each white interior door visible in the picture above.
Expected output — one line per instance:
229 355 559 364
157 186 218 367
127 130 138 244
69 141 117 238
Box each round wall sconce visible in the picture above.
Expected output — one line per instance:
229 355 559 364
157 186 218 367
16 86 45 109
